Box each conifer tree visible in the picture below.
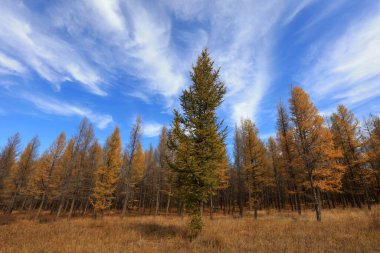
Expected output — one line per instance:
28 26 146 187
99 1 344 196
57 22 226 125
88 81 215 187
363 115 380 193
268 137 285 210
56 138 75 218
331 105 372 209
240 119 271 219
68 118 95 218
91 127 122 217
233 125 245 217
0 133 20 208
289 86 344 221
170 49 227 236
6 136 39 213
31 132 66 218
121 117 142 216
276 103 304 214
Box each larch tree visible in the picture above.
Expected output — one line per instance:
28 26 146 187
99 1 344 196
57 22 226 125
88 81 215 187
91 127 122 217
276 103 304 214
31 132 66 218
330 105 372 209
121 116 142 217
55 138 75 218
363 115 380 194
156 126 174 215
156 126 170 215
268 137 285 211
6 136 39 213
132 142 145 187
170 49 227 237
68 118 95 218
233 125 245 217
240 119 271 219
289 86 344 221
0 133 20 208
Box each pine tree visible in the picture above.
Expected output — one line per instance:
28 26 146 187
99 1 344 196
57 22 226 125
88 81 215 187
170 49 227 237
91 127 122 217
289 86 344 221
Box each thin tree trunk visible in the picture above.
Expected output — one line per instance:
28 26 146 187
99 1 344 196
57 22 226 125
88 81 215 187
35 193 45 219
165 186 171 215
68 198 75 219
155 187 160 216
209 196 214 220
310 177 321 221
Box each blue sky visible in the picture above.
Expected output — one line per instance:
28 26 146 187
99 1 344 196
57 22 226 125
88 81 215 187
0 0 379 154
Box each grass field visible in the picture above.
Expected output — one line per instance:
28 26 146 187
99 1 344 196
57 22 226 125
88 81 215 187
1 208 379 253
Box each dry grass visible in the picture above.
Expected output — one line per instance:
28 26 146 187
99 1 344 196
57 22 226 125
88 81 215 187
1 208 380 253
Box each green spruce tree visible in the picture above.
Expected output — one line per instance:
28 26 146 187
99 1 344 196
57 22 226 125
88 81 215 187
170 49 227 237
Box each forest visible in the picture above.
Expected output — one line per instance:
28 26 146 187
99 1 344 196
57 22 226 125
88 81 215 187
0 50 379 243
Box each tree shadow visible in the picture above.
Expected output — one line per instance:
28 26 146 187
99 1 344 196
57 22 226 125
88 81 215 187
129 222 184 238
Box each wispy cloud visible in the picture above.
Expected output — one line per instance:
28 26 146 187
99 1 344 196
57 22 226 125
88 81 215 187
52 0 186 100
0 1 106 96
142 122 162 137
0 52 27 75
24 94 113 129
301 7 380 107
283 0 315 25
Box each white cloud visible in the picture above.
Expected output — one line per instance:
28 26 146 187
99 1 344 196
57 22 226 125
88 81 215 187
283 0 315 25
0 52 26 74
24 94 113 129
203 0 286 123
51 0 185 99
90 0 126 32
0 1 106 96
142 122 162 137
301 9 380 106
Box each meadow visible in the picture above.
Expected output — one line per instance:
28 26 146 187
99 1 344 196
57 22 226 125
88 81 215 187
1 207 379 253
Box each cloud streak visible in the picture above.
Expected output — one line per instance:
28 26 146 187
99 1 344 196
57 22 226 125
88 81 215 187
301 7 380 107
0 1 106 96
24 94 113 129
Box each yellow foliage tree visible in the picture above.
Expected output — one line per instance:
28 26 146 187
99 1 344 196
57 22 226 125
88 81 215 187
289 86 344 221
331 105 372 209
6 136 39 213
240 119 272 219
31 132 66 218
91 127 122 217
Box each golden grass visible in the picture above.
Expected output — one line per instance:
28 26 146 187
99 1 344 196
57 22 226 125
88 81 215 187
1 208 379 253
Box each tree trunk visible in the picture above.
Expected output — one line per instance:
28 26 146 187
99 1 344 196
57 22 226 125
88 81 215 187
35 193 45 219
310 177 321 221
165 186 171 216
68 198 75 219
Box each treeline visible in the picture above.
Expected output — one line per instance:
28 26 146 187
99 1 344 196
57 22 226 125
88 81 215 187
0 50 379 225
